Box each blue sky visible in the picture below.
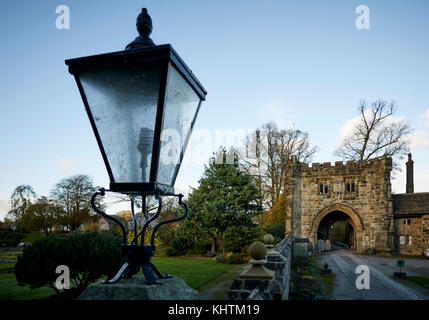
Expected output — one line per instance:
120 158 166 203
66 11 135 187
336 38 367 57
1 0 429 218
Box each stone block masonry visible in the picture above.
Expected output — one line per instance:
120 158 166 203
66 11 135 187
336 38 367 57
285 156 394 253
227 235 293 300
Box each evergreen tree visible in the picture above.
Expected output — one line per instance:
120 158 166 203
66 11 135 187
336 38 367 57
186 147 261 254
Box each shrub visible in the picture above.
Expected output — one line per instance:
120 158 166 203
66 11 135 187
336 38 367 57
212 254 227 264
165 247 180 256
227 253 244 264
126 229 162 248
14 231 124 298
0 230 25 247
365 248 376 255
170 225 195 255
186 238 212 255
262 223 285 244
213 252 244 264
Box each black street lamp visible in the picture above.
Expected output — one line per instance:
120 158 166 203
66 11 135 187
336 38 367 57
65 8 206 285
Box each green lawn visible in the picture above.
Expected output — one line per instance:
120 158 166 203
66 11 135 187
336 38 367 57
150 257 235 290
0 263 15 271
0 256 235 300
22 233 46 243
0 273 56 300
407 276 429 290
320 273 335 298
0 251 21 261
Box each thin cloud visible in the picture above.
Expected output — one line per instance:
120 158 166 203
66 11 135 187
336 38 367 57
257 101 294 129
420 109 429 128
0 199 11 220
56 158 79 177
405 131 429 148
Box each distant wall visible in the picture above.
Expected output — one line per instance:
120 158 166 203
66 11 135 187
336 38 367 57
272 235 293 299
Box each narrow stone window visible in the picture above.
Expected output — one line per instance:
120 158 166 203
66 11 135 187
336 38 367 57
399 236 405 245
407 236 412 245
351 181 355 192
324 183 328 194
403 219 407 226
407 219 411 225
346 182 351 192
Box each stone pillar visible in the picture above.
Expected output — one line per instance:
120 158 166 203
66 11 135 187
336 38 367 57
262 234 276 255
406 153 414 194
228 241 280 300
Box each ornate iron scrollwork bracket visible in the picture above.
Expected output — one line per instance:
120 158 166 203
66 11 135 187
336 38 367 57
90 188 188 285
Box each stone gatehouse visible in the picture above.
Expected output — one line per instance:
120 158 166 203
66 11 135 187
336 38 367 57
285 154 429 255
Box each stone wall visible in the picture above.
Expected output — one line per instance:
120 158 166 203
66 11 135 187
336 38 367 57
285 156 394 253
228 235 293 300
272 235 293 299
394 215 429 255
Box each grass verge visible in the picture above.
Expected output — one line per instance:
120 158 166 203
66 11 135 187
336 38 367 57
150 256 235 290
406 276 429 291
289 256 329 300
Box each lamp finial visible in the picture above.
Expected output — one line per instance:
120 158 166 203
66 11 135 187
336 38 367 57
126 8 155 50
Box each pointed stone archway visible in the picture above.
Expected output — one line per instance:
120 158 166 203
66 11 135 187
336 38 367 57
309 203 365 253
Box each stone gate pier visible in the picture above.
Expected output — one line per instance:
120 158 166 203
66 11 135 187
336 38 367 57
228 235 293 300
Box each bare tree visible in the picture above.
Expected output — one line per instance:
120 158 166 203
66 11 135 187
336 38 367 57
243 122 317 214
334 99 412 170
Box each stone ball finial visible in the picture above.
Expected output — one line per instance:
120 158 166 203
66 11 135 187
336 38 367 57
262 234 274 245
249 241 267 260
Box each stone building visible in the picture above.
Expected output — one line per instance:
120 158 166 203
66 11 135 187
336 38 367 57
285 153 429 255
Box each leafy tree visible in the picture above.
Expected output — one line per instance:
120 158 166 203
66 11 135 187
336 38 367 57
261 223 285 244
0 218 14 230
334 99 412 171
266 192 287 225
50 175 99 231
154 197 182 248
20 197 63 235
7 185 37 222
186 147 261 254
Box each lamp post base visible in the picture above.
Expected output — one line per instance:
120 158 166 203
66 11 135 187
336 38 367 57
103 244 171 285
90 189 188 286
77 276 198 300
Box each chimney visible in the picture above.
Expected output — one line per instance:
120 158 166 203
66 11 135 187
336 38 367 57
406 153 414 194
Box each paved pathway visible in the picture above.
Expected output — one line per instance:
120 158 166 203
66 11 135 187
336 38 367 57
198 264 248 300
316 250 429 300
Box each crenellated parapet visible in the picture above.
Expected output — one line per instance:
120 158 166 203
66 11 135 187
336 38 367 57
292 156 392 176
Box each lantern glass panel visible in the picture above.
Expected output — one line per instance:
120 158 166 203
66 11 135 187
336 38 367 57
79 62 163 183
157 63 201 186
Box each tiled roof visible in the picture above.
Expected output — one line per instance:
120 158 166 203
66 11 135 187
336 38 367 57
392 193 429 215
